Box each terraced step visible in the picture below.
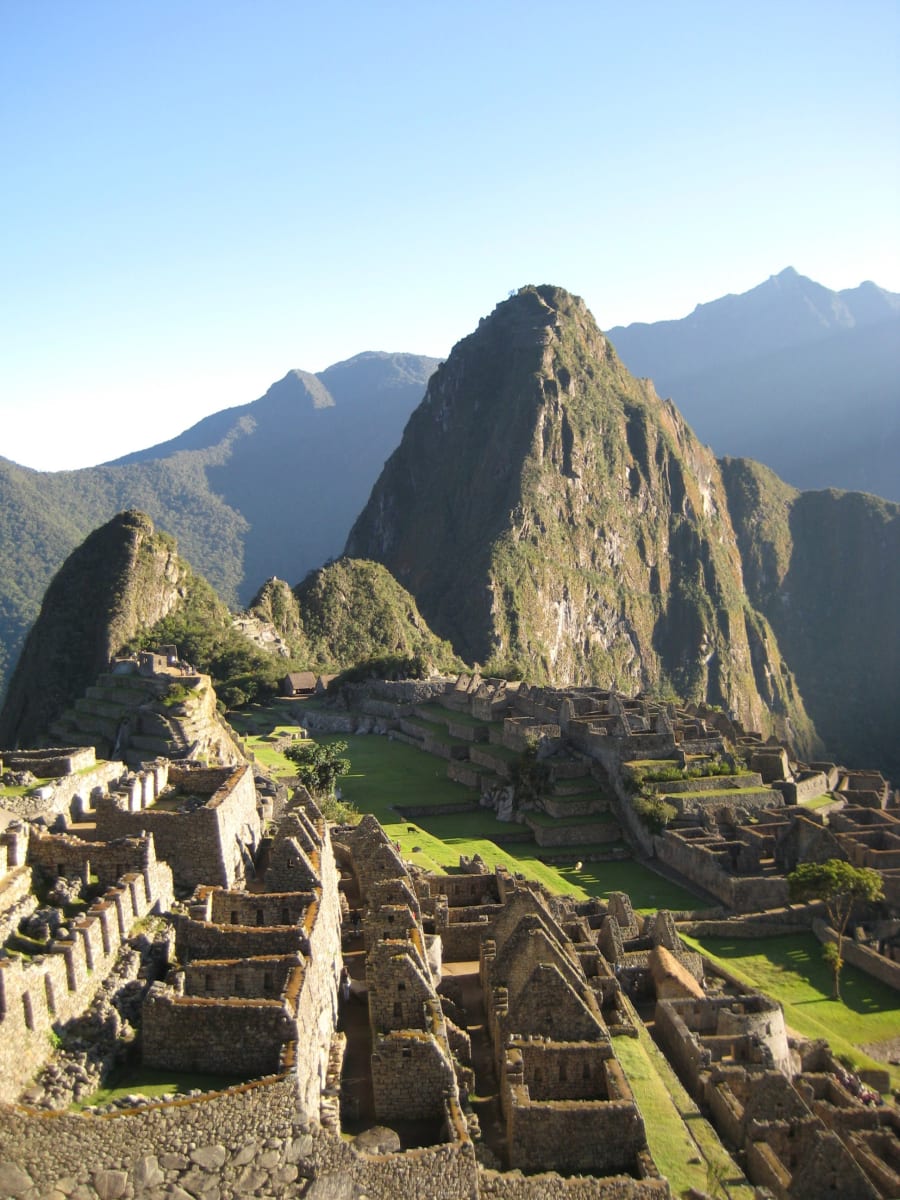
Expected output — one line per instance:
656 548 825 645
74 697 130 720
524 810 621 847
542 791 609 819
469 743 520 779
71 712 120 741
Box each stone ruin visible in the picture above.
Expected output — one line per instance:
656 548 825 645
1 712 898 1197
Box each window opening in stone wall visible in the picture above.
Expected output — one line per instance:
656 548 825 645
559 1060 567 1082
393 1001 403 1019
256 909 264 926
231 911 238 924
57 863 65 877
116 864 123 878
205 974 213 992
398 982 406 991
583 1061 591 1079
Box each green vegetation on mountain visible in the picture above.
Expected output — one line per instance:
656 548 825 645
292 558 463 673
0 353 437 701
0 511 194 747
250 557 464 677
347 285 817 751
722 457 900 778
123 572 288 709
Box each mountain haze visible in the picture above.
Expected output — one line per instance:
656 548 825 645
608 268 900 501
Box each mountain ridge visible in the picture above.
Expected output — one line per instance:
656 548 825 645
0 351 439 694
608 268 900 500
347 283 899 776
347 284 819 752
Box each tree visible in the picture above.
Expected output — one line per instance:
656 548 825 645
788 859 884 999
510 739 550 809
284 739 351 798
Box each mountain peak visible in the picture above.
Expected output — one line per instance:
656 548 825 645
346 286 816 749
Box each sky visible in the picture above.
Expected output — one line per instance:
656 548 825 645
1 1 898 471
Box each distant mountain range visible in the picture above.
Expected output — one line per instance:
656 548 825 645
0 352 438 688
608 267 900 501
0 271 897 781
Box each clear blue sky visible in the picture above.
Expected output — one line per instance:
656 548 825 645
1 0 898 470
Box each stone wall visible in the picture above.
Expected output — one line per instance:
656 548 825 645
0 852 173 1103
142 987 294 1075
173 912 306 959
28 829 154 890
1 759 124 823
654 831 790 911
654 993 790 1099
93 764 260 891
812 918 900 992
777 771 830 805
528 818 620 848
478 1169 669 1199
505 1090 647 1177
0 1077 481 1200
371 1030 458 1121
208 889 314 927
180 954 300 997
509 1039 615 1103
1 746 97 776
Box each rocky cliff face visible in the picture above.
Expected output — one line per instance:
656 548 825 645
346 286 817 750
0 511 192 748
722 458 900 778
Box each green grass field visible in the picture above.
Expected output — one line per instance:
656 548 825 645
614 1029 754 1200
234 715 709 910
682 933 900 1089
79 1067 245 1109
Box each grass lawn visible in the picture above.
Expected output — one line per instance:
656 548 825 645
415 703 494 729
235 716 714 914
799 794 834 810
614 1029 753 1199
682 933 900 1090
79 1067 245 1108
319 733 711 912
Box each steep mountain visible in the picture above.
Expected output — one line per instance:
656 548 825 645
0 352 438 699
0 511 194 748
346 285 817 752
608 268 900 501
251 558 463 675
721 458 900 779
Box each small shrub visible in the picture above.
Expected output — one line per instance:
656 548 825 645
317 794 361 825
633 795 677 834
